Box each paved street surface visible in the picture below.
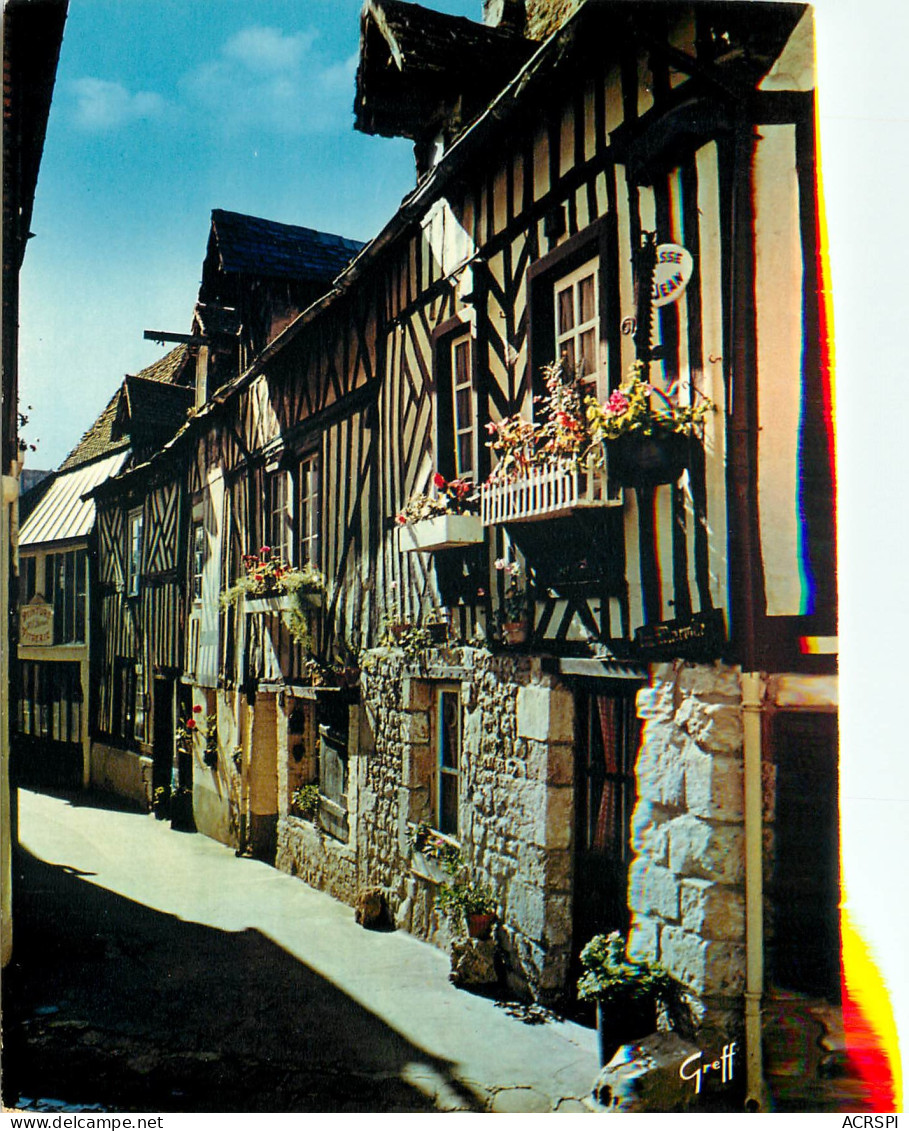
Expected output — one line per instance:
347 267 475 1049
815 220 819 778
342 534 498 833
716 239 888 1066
2 788 597 1113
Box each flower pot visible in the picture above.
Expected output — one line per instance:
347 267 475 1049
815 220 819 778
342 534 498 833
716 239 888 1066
596 999 658 1066
607 431 690 488
467 911 496 940
502 620 529 645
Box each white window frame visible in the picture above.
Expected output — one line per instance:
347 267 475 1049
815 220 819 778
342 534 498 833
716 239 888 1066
127 508 143 598
191 519 205 604
449 332 476 482
265 469 292 565
554 257 601 397
297 454 321 569
434 684 461 838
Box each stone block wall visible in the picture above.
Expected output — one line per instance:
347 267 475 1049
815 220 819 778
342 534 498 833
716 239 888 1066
358 645 576 1002
628 661 749 1044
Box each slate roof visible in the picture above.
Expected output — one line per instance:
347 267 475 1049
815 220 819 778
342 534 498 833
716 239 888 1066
210 209 366 284
58 346 191 473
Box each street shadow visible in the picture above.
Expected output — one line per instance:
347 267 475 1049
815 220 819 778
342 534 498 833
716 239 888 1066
2 848 484 1113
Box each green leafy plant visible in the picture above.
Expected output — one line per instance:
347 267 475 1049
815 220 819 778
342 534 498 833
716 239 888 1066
176 705 218 765
291 783 321 820
585 361 714 444
436 869 498 924
494 558 528 624
485 359 714 482
485 361 590 481
576 930 673 1007
220 547 326 647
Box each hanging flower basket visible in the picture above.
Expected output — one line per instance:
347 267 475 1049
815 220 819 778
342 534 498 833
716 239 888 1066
606 430 690 488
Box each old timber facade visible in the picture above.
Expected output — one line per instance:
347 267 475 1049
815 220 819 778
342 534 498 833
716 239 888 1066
85 0 836 1103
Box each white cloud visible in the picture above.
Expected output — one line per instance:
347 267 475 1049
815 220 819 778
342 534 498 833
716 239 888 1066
221 26 317 73
70 78 166 131
181 27 355 136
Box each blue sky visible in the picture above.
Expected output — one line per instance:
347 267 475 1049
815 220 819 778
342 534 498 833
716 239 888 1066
20 0 477 468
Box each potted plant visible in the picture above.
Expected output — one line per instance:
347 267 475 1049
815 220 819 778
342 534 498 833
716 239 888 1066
436 868 498 940
396 473 482 552
495 558 530 644
585 361 715 488
291 782 321 821
152 785 170 820
577 931 674 1065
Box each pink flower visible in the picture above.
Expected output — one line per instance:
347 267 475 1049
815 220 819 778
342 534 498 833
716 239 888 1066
495 558 507 571
485 420 498 434
432 472 447 489
260 545 271 555
193 705 203 713
395 513 407 525
605 391 629 415
186 718 197 730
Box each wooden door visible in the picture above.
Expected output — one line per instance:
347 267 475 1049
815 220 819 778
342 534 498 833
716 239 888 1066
151 676 175 795
573 687 641 954
769 711 841 1001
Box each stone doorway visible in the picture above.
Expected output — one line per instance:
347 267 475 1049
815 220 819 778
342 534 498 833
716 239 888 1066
572 686 642 961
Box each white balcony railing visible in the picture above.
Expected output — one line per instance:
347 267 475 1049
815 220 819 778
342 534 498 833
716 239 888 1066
480 457 622 525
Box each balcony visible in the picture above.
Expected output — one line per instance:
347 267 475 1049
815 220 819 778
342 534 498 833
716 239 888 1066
480 458 621 525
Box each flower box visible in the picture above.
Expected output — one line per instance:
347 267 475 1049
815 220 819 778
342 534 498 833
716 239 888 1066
411 850 452 885
399 512 483 552
481 459 621 525
244 593 295 614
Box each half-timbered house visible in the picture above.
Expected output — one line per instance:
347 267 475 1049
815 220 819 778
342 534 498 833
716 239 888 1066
16 346 194 798
87 209 366 831
89 0 836 1104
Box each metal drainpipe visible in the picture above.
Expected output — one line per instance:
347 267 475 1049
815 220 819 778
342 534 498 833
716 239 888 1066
741 670 766 1110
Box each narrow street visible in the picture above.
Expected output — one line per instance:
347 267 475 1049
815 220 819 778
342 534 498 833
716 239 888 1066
1 788 597 1113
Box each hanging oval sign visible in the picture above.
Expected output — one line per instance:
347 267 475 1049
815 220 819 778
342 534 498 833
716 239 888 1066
652 244 694 308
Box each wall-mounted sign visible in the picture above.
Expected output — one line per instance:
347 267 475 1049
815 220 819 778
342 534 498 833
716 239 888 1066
652 244 694 308
634 608 726 662
20 598 53 646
